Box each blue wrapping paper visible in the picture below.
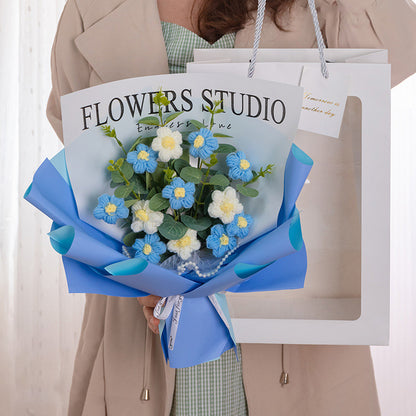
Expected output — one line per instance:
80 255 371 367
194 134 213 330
24 143 312 368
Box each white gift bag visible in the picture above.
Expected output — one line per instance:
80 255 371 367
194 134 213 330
187 1 391 346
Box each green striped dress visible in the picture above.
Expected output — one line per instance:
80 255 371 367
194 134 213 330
161 21 248 416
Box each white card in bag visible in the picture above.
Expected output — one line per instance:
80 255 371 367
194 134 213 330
299 66 349 138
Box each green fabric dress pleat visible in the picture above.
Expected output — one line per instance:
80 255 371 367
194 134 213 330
160 21 248 416
161 21 236 74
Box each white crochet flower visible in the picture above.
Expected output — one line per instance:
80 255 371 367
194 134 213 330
208 186 243 224
167 229 201 261
152 127 183 162
130 200 163 234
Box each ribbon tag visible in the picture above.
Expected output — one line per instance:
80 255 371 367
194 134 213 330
299 65 349 139
168 296 183 350
154 295 184 351
154 296 178 320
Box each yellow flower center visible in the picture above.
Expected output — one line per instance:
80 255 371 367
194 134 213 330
135 209 149 222
176 235 191 248
194 135 205 148
237 216 248 228
239 159 250 170
137 150 149 161
143 244 152 255
105 203 117 215
174 187 185 199
220 234 229 246
162 136 175 150
220 202 234 214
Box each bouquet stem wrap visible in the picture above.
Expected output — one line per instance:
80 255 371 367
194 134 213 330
24 143 313 368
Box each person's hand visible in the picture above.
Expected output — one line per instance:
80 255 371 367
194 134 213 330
137 295 161 335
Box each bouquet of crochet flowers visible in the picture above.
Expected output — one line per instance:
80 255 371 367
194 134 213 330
94 90 274 276
25 89 313 368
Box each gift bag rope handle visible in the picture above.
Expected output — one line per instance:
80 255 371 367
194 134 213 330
247 0 329 79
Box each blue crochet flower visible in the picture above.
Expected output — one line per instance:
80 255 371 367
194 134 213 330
126 144 158 174
162 177 195 210
226 151 253 182
93 194 129 224
188 128 218 159
206 224 237 258
133 233 166 264
226 212 253 238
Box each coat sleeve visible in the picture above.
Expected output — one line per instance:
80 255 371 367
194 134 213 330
46 0 91 143
47 3 110 415
317 0 416 87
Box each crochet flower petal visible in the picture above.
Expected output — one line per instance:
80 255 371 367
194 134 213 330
171 130 183 143
157 127 173 138
162 185 174 199
131 221 145 233
151 136 163 152
97 194 111 205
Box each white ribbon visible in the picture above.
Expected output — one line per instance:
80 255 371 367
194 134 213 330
154 295 184 350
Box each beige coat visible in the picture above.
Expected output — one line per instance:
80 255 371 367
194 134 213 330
46 0 416 415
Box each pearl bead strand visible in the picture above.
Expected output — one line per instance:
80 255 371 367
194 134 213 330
122 245 132 258
177 246 238 278
122 245 238 278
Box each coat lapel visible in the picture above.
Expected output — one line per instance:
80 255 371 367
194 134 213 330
74 0 169 84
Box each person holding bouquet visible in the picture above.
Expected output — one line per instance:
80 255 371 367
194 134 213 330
46 0 416 414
